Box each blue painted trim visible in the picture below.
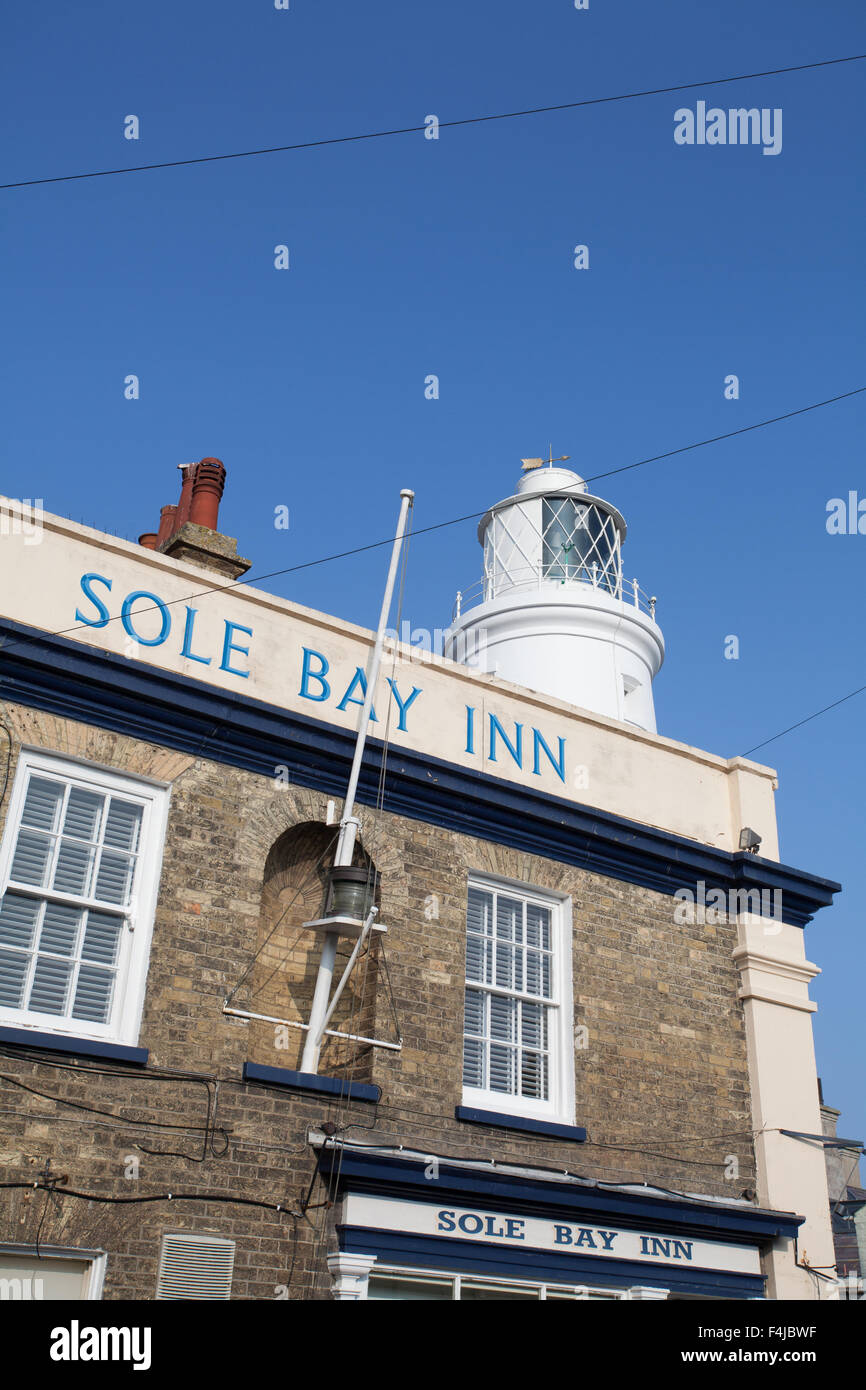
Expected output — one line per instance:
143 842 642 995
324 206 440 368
339 1227 765 1299
455 1105 587 1143
0 1026 148 1066
0 619 840 927
242 1061 380 1103
318 1146 803 1243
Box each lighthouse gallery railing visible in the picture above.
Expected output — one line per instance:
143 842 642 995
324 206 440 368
453 562 658 623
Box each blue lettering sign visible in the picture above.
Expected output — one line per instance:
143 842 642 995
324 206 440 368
488 714 523 768
220 621 252 678
181 607 211 665
75 574 254 682
299 648 330 702
337 667 378 721
75 573 112 628
438 1209 525 1241
121 590 171 648
639 1233 691 1261
532 728 566 783
386 678 422 732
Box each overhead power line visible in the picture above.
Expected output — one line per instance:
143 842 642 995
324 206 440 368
741 683 866 757
2 53 864 191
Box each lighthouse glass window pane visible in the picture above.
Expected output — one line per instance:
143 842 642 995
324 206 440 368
463 881 562 1116
542 500 577 580
542 499 618 593
0 755 166 1043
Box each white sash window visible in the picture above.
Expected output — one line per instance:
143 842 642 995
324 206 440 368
0 751 168 1045
462 877 574 1123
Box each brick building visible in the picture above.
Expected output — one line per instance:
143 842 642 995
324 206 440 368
820 1094 865 1286
0 459 841 1300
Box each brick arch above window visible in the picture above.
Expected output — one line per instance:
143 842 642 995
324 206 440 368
0 703 195 792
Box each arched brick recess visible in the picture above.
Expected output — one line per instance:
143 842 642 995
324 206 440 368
247 819 381 1082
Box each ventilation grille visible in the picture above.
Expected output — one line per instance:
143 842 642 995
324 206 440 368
156 1234 236 1300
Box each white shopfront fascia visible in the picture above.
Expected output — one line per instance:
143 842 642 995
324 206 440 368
340 1193 762 1277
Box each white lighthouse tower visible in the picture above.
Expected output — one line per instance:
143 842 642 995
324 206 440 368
445 458 665 732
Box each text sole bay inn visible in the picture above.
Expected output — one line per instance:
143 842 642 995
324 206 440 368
74 574 573 784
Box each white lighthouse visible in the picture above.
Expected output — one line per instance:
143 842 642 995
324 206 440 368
445 458 665 732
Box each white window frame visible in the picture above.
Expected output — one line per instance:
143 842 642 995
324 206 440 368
362 1262 639 1301
462 873 575 1126
0 748 169 1047
0 1243 107 1299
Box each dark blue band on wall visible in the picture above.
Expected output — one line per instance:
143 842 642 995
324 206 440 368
317 1144 803 1243
0 1026 148 1066
243 1061 380 1103
0 618 840 927
455 1105 587 1142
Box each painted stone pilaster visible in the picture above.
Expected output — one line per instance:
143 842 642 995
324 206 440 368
734 916 835 1299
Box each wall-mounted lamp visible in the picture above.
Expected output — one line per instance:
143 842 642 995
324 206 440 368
738 827 762 854
328 866 379 922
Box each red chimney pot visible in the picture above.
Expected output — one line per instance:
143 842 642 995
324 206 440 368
189 457 227 531
175 463 197 529
155 504 178 548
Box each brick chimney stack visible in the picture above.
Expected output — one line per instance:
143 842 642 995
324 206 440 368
138 458 251 581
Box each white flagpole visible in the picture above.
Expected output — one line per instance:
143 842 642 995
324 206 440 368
300 488 414 1074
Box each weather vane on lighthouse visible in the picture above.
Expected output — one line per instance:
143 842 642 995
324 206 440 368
521 447 570 472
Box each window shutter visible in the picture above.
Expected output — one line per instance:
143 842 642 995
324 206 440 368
156 1234 236 1300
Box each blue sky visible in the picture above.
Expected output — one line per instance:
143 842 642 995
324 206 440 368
2 2 865 1142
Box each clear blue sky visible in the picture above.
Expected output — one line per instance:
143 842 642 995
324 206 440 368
2 2 864 1143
